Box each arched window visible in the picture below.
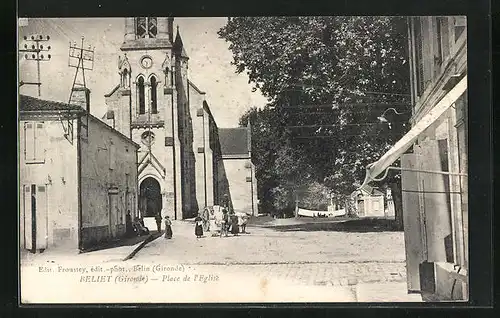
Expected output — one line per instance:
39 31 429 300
137 76 145 114
150 76 158 114
135 17 157 39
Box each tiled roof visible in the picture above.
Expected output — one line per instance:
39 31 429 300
218 128 249 155
19 95 82 112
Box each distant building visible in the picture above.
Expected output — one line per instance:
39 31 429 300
350 186 385 218
360 16 468 301
19 90 140 252
102 17 257 228
218 124 258 215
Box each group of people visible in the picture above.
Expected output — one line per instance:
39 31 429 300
125 211 150 237
126 194 248 241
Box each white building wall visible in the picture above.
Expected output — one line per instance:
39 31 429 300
19 117 79 250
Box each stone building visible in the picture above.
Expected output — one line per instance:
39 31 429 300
102 17 257 228
218 124 258 215
360 16 468 301
19 90 140 252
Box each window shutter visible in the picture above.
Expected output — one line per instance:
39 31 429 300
439 18 450 59
24 122 35 161
454 16 466 41
34 122 45 161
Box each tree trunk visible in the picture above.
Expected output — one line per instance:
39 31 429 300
390 179 404 231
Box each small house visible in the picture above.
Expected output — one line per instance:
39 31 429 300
19 90 140 252
350 185 385 218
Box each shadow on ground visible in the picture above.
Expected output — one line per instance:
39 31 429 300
80 231 164 253
252 218 402 233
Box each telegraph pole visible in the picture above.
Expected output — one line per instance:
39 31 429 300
64 37 95 144
19 35 52 96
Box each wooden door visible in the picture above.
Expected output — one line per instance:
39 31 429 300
23 185 33 250
36 185 48 250
401 153 425 292
109 194 117 237
357 200 364 216
420 140 453 263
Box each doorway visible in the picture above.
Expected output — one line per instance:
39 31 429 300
108 193 118 237
23 184 48 252
139 177 162 217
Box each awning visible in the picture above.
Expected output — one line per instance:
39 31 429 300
359 75 467 192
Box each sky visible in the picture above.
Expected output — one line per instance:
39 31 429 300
18 18 268 128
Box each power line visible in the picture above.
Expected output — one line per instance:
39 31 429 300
282 83 411 97
286 123 385 128
292 134 399 139
277 103 410 109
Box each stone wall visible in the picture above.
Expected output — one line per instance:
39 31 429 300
79 115 138 249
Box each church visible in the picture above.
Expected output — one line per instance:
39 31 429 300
102 17 258 226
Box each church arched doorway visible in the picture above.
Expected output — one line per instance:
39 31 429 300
139 177 162 218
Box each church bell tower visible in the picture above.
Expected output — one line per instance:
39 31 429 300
109 17 184 221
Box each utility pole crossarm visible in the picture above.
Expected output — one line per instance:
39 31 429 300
19 34 52 96
63 37 95 145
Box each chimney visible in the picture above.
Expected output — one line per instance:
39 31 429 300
72 87 91 113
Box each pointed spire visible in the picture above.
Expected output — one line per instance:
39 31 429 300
173 26 189 59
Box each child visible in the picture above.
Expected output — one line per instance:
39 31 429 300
194 214 203 238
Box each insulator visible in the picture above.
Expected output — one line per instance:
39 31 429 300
40 45 43 49
24 44 27 49
47 45 51 50
32 54 35 58
31 45 35 49
48 54 51 59
24 54 28 59
40 54 44 59
39 35 43 39
46 35 50 40
23 36 27 40
31 35 34 40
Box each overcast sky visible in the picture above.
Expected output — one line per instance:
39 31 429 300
18 18 268 128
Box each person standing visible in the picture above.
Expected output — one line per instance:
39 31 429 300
202 207 210 232
221 209 229 237
194 213 204 238
240 213 249 234
164 216 172 239
125 211 133 237
155 213 162 233
230 211 239 235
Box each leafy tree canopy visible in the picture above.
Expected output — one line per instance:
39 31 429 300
220 16 411 214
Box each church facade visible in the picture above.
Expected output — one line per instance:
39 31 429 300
103 17 257 225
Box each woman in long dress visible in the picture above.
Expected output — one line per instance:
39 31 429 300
194 214 204 238
164 216 173 239
202 207 210 232
208 207 217 236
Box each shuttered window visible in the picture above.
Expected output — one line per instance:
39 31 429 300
439 17 450 61
454 16 466 42
24 122 45 163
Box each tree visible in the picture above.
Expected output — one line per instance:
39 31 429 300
221 17 411 227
